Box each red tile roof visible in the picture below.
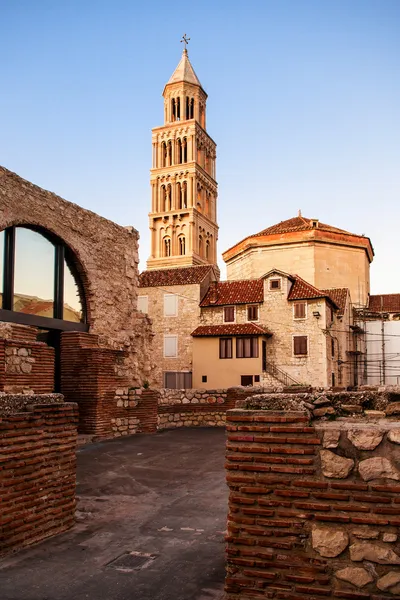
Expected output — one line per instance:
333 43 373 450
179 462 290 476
200 279 263 307
191 323 272 337
321 288 349 317
368 294 400 313
250 216 355 239
139 265 214 288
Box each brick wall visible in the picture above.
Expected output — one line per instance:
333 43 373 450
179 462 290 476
225 399 400 599
0 396 78 557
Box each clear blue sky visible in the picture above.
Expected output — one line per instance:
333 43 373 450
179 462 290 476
1 0 399 293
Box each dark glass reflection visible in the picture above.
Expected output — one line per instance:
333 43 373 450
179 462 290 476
13 227 55 316
0 230 4 309
64 259 83 322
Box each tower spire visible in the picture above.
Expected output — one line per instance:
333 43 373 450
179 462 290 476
180 33 190 54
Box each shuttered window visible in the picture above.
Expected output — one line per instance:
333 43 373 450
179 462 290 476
293 302 306 319
164 371 192 389
236 337 259 358
164 294 178 316
247 305 259 321
224 306 235 322
219 337 233 359
293 335 308 356
164 335 178 357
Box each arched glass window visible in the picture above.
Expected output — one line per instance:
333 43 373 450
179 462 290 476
179 236 186 256
0 226 86 329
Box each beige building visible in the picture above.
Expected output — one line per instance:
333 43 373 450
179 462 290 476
192 271 355 389
222 214 374 308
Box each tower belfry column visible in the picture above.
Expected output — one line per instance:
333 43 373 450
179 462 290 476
147 38 219 270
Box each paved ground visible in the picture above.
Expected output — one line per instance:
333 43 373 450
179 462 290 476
0 428 228 600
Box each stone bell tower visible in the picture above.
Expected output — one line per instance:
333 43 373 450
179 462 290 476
147 38 219 270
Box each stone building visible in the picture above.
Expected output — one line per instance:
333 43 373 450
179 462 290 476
192 270 355 389
0 165 153 434
222 214 374 308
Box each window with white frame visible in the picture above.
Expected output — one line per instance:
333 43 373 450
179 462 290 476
137 295 148 314
293 335 308 356
247 305 259 321
164 293 178 317
269 278 281 290
293 302 307 320
164 335 178 357
224 306 235 322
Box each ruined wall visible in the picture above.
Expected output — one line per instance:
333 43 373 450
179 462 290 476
225 391 400 599
0 394 78 556
0 165 153 384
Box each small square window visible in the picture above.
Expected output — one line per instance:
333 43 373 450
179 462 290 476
269 279 281 290
293 335 308 356
224 306 235 322
293 302 306 319
254 375 260 383
202 375 207 383
247 305 259 321
164 294 178 317
241 375 253 386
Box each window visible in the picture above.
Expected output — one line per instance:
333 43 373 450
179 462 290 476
331 338 335 358
293 302 306 319
241 375 253 386
137 296 148 314
293 335 308 356
179 236 186 256
237 337 259 358
202 375 207 383
164 294 178 317
163 237 171 257
219 338 232 359
164 371 192 388
332 373 335 387
164 335 178 358
254 375 260 383
269 279 281 290
247 305 259 321
224 306 235 323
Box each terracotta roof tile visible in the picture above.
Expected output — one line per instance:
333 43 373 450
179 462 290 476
191 324 272 337
250 216 354 238
200 279 263 307
321 288 349 317
288 275 328 301
139 265 214 288
368 294 400 313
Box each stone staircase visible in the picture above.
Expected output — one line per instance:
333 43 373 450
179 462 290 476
261 363 302 388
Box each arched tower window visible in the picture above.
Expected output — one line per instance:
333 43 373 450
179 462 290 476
190 98 194 119
198 235 203 257
177 138 182 164
171 98 176 122
167 140 172 166
0 226 86 325
199 103 205 128
161 142 167 168
182 182 187 208
182 138 187 163
205 239 210 260
176 97 180 121
166 184 172 211
163 237 171 257
176 182 182 209
161 185 167 212
179 236 186 256
205 192 210 217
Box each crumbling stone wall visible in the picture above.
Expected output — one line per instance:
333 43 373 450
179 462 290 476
0 165 153 385
225 391 400 599
0 394 78 556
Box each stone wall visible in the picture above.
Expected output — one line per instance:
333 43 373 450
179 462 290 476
225 392 400 599
0 165 153 385
0 324 54 394
0 394 78 557
157 388 229 429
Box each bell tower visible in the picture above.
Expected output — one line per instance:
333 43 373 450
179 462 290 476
147 38 218 270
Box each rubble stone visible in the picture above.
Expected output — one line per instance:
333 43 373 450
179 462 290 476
312 526 349 557
335 567 373 588
359 457 400 481
347 428 384 450
350 542 400 564
320 450 354 479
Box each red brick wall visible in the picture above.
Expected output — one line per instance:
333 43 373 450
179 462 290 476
0 400 78 556
226 409 400 599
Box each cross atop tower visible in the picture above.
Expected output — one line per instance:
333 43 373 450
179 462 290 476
181 33 190 52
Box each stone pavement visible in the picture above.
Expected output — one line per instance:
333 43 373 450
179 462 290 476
0 428 227 600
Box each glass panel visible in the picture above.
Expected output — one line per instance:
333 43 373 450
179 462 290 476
13 227 54 317
0 230 4 308
64 259 83 322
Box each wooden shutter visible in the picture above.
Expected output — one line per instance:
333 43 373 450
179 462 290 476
294 336 308 356
294 303 306 319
